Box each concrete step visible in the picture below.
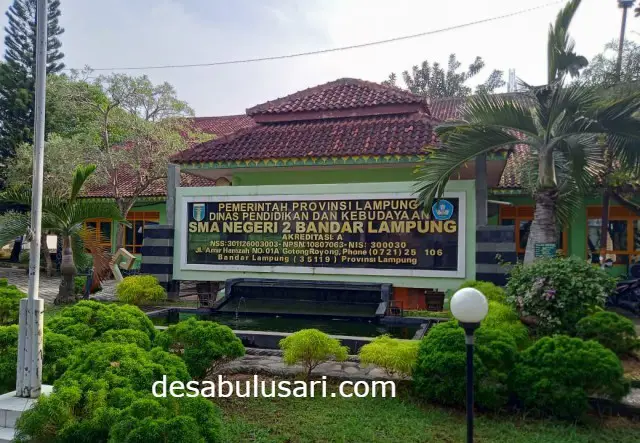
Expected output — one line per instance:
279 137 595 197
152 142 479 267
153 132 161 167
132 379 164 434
0 426 15 443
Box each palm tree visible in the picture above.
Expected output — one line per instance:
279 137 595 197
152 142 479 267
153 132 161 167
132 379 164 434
415 0 640 263
0 165 126 303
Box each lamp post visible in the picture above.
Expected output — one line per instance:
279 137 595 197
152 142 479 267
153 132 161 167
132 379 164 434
450 288 489 443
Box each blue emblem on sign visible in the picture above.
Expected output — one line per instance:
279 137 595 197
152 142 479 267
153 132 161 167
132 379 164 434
192 204 206 222
432 200 454 221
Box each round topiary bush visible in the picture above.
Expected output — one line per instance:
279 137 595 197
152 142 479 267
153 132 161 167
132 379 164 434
0 325 19 394
47 300 156 342
413 321 518 411
100 328 152 350
512 335 629 419
483 301 530 349
161 317 245 380
505 256 616 335
280 329 348 380
576 311 639 356
116 275 167 305
0 279 25 325
458 280 506 303
359 335 419 376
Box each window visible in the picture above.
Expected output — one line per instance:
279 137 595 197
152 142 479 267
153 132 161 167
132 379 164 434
83 219 112 248
587 206 640 265
124 212 159 253
499 206 567 261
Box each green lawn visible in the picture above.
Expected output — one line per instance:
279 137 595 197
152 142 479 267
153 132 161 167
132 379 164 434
217 385 639 443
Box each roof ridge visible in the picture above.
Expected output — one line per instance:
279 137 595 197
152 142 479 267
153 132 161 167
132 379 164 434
246 77 426 116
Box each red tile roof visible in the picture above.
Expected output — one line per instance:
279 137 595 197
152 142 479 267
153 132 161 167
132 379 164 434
83 172 215 198
174 113 436 163
191 115 256 136
429 93 535 121
246 78 428 117
498 145 529 189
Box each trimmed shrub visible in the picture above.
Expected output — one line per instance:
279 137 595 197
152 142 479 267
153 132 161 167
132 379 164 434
15 343 221 443
413 321 518 411
1 327 82 393
0 280 24 325
116 275 167 305
483 301 530 349
42 331 81 384
506 256 615 335
280 329 348 379
100 328 152 350
512 335 629 419
0 325 19 394
47 300 155 342
458 280 506 302
161 317 245 380
576 311 639 356
56 342 190 392
359 335 419 376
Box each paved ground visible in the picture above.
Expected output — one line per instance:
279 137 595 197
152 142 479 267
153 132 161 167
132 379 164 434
0 267 116 303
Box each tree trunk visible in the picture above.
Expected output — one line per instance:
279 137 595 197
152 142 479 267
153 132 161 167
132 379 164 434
41 233 54 277
55 235 77 304
599 190 611 268
115 199 135 251
523 190 558 264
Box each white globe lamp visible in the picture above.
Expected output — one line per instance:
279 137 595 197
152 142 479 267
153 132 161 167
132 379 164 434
450 287 489 325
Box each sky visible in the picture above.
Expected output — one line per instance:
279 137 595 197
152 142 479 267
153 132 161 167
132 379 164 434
0 0 638 116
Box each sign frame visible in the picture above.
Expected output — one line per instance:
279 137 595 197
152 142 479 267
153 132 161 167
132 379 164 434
179 191 466 278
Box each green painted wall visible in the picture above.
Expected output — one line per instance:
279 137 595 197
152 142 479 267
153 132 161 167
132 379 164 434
173 179 476 291
489 192 634 277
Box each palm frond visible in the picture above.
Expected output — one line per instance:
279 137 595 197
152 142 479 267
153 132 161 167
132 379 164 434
547 0 585 83
414 126 523 206
457 93 539 137
66 201 127 230
0 211 30 249
69 164 97 202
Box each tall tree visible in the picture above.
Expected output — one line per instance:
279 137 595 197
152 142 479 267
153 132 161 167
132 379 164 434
382 54 505 98
0 0 65 184
46 71 196 248
582 40 640 89
415 0 640 264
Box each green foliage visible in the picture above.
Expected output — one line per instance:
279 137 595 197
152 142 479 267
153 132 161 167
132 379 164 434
109 395 222 443
512 335 629 419
413 321 518 411
0 280 24 325
403 310 452 319
505 256 616 335
382 54 504 98
0 0 65 179
47 300 156 342
56 342 190 394
359 335 419 376
15 345 221 443
162 317 245 380
280 329 349 379
100 328 152 351
483 301 530 349
576 311 639 356
0 325 18 394
116 275 167 305
43 331 81 384
458 280 507 302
